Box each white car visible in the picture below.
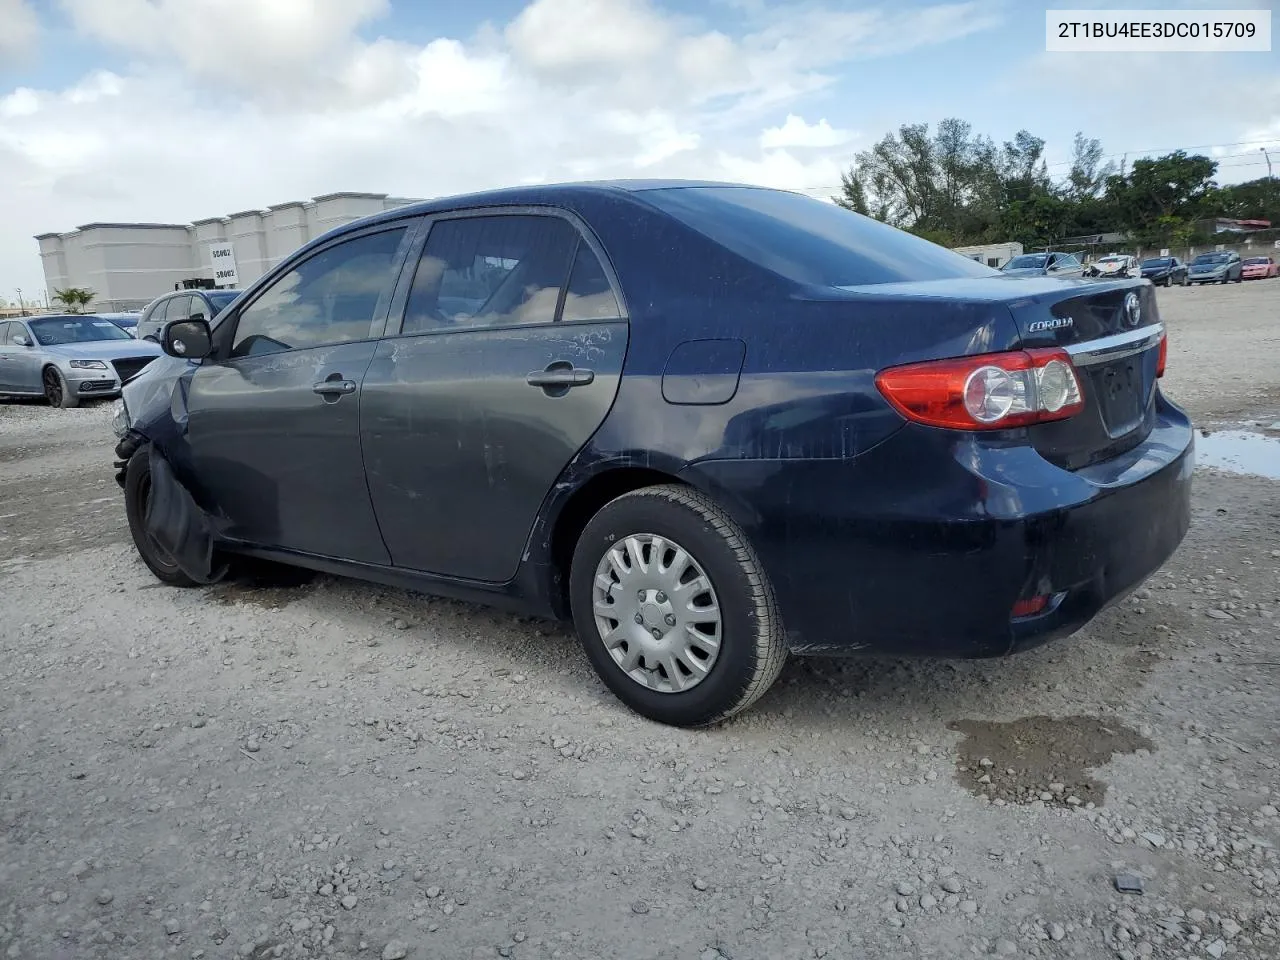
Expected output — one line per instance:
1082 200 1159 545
1085 254 1140 280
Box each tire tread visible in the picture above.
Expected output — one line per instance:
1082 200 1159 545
601 483 786 724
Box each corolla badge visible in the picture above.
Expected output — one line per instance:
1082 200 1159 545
1028 317 1073 333
1124 292 1142 327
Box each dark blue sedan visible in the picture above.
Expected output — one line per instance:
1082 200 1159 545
111 181 1193 727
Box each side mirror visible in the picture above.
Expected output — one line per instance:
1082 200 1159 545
12 334 31 347
161 319 212 359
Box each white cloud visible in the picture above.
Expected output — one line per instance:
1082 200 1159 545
0 0 39 60
505 0 673 71
2 0 1000 293
760 115 853 149
58 0 390 93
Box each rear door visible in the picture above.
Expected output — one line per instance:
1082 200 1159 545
0 322 16 391
360 210 629 582
5 322 43 393
184 223 416 561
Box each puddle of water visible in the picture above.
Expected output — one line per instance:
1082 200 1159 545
1196 430 1280 480
948 715 1153 807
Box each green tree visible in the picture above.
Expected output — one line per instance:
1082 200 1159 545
1065 132 1115 200
52 287 95 313
1104 151 1217 242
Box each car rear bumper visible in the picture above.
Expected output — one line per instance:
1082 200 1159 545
685 396 1194 658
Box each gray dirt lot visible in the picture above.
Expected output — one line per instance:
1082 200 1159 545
1 280 1278 960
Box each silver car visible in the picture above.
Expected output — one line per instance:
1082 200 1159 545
135 289 242 343
0 314 162 408
999 251 1086 279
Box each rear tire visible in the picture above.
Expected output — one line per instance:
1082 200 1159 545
124 445 202 586
569 484 786 727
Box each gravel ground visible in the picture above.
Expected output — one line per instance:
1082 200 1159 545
1 280 1278 960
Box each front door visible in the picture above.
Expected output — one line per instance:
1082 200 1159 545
360 212 629 582
185 224 415 563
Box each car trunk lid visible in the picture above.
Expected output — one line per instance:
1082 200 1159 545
1003 278 1163 470
837 275 1164 471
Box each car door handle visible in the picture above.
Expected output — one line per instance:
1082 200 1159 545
526 367 594 388
313 379 357 396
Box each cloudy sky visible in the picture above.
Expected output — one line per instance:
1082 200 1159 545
1 0 1276 301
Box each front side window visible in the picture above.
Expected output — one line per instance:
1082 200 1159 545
231 228 407 358
402 215 577 334
166 295 193 324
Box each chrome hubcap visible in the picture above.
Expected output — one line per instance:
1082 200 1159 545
591 533 722 694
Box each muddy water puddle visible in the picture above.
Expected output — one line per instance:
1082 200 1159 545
1197 429 1280 480
948 715 1153 808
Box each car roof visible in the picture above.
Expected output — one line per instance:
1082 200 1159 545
318 179 765 235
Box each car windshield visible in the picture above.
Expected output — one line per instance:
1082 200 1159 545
1099 257 1125 263
1243 257 1269 265
29 316 133 345
1003 255 1048 270
1141 258 1171 267
641 186 996 286
208 291 240 310
1193 254 1228 265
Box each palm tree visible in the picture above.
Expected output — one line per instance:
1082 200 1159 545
52 287 95 313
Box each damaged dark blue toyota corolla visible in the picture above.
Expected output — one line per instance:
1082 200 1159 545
112 181 1194 727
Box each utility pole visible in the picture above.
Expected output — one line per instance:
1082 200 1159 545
14 288 25 317
1264 148 1276 225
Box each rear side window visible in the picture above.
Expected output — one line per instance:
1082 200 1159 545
402 215 578 334
231 228 407 358
562 242 622 322
642 186 997 287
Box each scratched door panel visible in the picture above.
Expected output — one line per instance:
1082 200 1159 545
360 319 628 581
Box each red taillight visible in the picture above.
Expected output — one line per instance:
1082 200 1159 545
1156 332 1167 378
875 348 1085 431
1011 595 1050 618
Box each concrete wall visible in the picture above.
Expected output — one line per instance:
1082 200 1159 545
37 192 422 311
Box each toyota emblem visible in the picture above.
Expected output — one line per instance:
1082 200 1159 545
1124 292 1141 328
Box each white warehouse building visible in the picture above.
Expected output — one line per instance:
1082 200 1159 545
36 192 420 312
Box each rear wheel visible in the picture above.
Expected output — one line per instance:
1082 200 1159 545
569 484 786 727
43 366 78 409
124 445 202 586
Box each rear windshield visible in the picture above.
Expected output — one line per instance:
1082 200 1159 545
1193 254 1228 264
1243 257 1269 265
208 291 241 310
641 186 997 287
1141 258 1171 267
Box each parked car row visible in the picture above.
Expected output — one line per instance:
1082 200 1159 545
1002 250 1278 287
